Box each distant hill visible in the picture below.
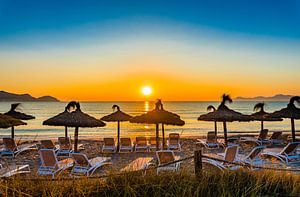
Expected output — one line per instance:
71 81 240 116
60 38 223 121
235 94 294 101
0 91 59 102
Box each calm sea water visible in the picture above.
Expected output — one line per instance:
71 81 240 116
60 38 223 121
0 101 299 140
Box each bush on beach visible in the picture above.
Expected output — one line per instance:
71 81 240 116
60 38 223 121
0 169 299 196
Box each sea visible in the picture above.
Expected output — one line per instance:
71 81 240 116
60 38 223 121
0 101 299 140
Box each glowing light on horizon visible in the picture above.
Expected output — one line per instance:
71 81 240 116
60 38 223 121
142 86 152 96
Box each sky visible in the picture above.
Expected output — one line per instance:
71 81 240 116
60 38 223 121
0 0 300 101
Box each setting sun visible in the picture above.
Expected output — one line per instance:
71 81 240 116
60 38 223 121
142 86 152 96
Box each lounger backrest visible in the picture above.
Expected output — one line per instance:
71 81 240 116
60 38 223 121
270 131 282 140
3 138 17 151
169 133 179 145
58 137 71 150
120 138 131 146
136 137 147 146
280 142 300 155
156 150 175 165
246 146 264 160
104 138 115 146
71 153 90 167
41 140 55 149
207 132 217 143
224 145 238 162
258 129 268 140
150 137 157 145
39 149 58 168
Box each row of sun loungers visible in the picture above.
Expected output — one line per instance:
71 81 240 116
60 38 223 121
103 134 181 153
197 130 288 150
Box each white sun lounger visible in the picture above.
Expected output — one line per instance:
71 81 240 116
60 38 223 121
70 153 111 177
135 137 149 152
204 145 239 171
57 137 73 156
102 138 116 153
119 138 133 152
197 131 224 149
38 149 74 179
0 138 37 157
156 150 181 174
0 164 31 178
261 142 300 165
168 133 181 151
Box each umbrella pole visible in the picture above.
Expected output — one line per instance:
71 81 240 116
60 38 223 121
117 121 120 152
11 126 14 139
65 126 68 138
291 118 296 142
74 127 79 152
162 124 165 150
156 124 159 150
261 121 264 131
223 121 228 146
214 121 217 135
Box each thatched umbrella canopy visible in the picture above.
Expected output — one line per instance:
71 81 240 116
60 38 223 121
207 105 218 135
101 105 132 151
270 96 300 141
44 101 106 151
4 103 35 138
130 99 185 150
198 94 252 146
251 103 282 131
0 114 26 138
43 101 77 137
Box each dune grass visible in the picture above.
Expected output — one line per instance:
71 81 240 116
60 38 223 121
0 170 299 197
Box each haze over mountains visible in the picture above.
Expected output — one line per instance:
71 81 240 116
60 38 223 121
0 91 59 102
235 94 293 101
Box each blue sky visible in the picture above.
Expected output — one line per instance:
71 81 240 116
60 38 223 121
0 0 299 100
1 0 300 45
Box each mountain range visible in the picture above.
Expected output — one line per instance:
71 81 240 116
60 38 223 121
0 91 59 102
235 94 294 101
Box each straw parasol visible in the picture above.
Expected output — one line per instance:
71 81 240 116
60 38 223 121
101 105 132 151
270 96 300 141
0 114 26 138
207 105 218 135
43 101 77 137
130 99 185 150
251 102 282 131
4 103 35 138
44 101 106 151
198 94 252 146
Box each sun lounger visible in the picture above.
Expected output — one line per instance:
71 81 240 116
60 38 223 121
240 129 269 145
135 137 149 152
0 138 36 157
40 140 59 151
102 138 116 153
57 137 73 156
197 132 224 149
237 146 265 166
38 149 74 178
168 133 181 151
70 153 111 177
121 157 153 173
261 142 300 165
204 145 239 171
119 138 133 152
156 150 181 174
0 163 31 177
269 131 283 145
149 137 159 151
